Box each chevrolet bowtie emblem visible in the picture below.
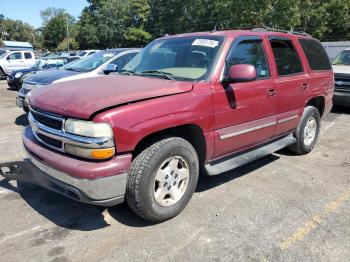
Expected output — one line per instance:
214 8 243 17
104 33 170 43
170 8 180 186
335 81 350 86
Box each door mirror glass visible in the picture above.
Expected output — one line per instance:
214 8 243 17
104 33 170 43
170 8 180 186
223 64 257 84
103 64 118 75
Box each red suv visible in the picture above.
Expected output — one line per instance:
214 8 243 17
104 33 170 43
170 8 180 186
12 29 334 222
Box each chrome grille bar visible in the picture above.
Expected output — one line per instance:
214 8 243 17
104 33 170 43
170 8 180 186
28 111 114 153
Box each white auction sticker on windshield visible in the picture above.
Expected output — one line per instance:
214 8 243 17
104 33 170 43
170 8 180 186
192 39 219 48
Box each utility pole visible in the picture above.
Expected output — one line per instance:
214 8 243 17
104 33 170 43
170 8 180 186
66 17 70 52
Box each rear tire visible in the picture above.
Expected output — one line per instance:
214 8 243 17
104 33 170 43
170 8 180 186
0 68 4 80
126 137 199 223
288 106 321 155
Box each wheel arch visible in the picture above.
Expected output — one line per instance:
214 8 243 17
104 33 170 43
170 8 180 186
305 96 325 117
132 124 207 166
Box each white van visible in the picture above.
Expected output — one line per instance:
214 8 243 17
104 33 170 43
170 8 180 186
0 50 36 78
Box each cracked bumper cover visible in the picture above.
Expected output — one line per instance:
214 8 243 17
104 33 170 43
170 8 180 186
20 127 132 206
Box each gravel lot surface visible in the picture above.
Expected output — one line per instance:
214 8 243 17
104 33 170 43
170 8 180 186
0 80 349 262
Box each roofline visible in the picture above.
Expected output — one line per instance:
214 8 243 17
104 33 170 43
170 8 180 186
159 27 314 40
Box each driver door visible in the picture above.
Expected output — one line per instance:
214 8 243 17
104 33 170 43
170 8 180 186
7 52 25 71
212 36 277 158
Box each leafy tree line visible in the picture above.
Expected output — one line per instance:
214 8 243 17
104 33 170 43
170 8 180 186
0 14 43 48
2 0 350 50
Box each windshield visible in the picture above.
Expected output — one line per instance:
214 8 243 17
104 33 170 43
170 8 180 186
333 50 350 65
78 51 87 57
123 36 224 81
34 58 66 70
62 51 115 72
33 59 46 69
0 51 8 59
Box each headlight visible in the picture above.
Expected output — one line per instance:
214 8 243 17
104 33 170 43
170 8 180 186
64 119 115 159
15 72 23 78
64 119 113 138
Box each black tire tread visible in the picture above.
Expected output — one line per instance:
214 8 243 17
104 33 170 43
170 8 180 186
288 106 320 155
126 137 195 222
0 67 4 80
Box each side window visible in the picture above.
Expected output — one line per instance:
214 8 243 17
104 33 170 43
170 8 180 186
227 40 270 79
8 52 22 60
299 39 331 70
24 52 32 59
270 39 303 76
110 52 138 70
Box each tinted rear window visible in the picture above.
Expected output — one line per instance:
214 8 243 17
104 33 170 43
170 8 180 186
270 39 303 76
299 39 331 71
24 52 32 59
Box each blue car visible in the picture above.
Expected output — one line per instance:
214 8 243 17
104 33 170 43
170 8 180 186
7 56 80 90
16 48 140 112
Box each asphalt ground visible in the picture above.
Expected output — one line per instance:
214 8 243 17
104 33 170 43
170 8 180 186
0 80 349 262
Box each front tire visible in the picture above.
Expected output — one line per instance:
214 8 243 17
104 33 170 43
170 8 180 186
126 137 199 223
288 106 321 155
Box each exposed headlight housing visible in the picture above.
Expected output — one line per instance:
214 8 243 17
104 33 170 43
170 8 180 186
15 72 23 78
64 119 113 138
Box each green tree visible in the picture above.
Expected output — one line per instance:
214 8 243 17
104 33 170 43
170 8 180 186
40 8 75 50
0 15 42 48
123 0 152 46
57 37 79 51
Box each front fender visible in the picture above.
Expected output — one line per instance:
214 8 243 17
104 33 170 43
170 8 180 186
93 83 214 153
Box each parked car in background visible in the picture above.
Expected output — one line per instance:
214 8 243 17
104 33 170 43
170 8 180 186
8 56 80 90
12 29 333 222
17 48 140 112
78 50 100 57
0 50 36 79
0 49 9 58
332 48 350 106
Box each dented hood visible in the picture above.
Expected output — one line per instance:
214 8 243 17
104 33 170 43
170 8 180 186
29 75 194 119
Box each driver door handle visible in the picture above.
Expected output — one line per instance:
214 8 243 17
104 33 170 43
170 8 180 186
301 83 308 89
267 88 277 97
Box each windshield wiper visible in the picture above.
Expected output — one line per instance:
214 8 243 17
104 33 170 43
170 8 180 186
119 69 135 75
140 70 175 80
65 67 86 72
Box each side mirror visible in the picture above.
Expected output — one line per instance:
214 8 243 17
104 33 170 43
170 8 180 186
103 64 118 75
222 64 257 84
6 56 10 60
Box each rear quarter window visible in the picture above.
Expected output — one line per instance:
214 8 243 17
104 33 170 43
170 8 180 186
299 39 331 71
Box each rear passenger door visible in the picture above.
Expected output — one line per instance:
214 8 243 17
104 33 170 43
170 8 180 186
24 52 34 67
268 37 309 137
213 36 277 158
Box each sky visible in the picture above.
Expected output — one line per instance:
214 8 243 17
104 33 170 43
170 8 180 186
1 0 88 28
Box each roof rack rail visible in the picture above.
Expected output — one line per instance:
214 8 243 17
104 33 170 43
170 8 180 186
251 26 311 37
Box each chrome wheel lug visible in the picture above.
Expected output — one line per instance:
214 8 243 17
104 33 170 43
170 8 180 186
165 175 169 179
164 182 167 187
167 186 171 190
173 181 176 186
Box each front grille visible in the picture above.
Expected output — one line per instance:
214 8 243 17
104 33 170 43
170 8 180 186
37 133 63 149
334 73 350 91
31 110 63 130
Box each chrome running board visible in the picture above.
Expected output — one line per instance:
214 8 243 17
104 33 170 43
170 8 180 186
205 134 296 176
